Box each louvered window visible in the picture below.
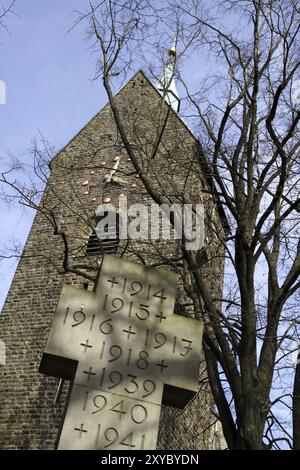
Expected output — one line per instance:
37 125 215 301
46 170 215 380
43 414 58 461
86 212 120 255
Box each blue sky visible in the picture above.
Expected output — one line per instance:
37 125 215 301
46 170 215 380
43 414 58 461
0 1 109 309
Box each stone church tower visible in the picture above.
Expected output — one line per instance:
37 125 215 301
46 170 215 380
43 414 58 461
0 53 228 449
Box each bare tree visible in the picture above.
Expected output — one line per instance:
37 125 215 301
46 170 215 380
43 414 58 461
294 346 300 449
0 136 111 281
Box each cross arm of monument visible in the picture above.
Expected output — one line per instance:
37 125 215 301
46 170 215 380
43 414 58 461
39 255 204 450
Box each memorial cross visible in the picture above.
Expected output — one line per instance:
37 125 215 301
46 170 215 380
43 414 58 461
39 255 203 449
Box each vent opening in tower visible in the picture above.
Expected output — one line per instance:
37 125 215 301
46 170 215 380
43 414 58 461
86 211 120 255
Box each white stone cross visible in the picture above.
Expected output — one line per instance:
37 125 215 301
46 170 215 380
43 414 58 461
39 255 203 450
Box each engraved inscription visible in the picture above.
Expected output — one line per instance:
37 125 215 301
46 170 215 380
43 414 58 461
40 254 203 450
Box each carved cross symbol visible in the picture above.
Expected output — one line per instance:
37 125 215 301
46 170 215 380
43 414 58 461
39 255 203 450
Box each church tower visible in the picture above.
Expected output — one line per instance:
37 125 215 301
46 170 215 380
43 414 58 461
0 53 227 449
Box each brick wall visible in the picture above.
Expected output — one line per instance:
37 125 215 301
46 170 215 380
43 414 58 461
0 71 226 449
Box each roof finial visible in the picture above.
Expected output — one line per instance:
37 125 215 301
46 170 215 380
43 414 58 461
168 39 176 58
155 38 180 112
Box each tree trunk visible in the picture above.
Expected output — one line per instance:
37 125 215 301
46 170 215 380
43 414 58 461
293 347 300 450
